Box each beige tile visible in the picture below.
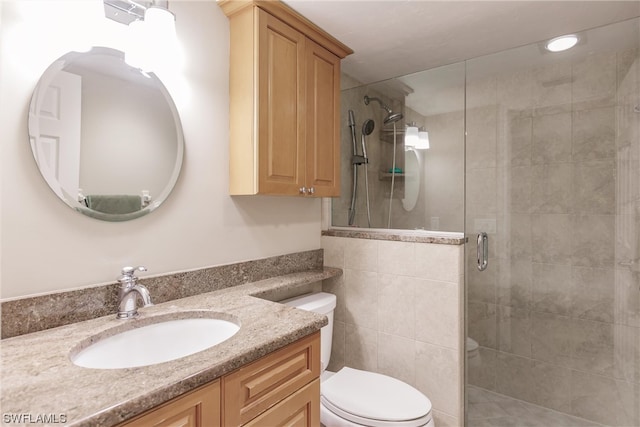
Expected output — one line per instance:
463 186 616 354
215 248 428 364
614 268 640 328
344 323 378 372
532 112 572 164
468 347 497 392
572 52 617 104
467 253 497 304
344 237 378 272
467 168 498 216
377 240 416 276
531 214 572 265
497 69 533 111
432 410 459 427
468 401 508 419
531 263 572 316
531 312 573 368
468 302 497 349
572 159 615 215
530 360 572 413
508 116 532 167
378 273 416 339
497 305 531 358
495 352 534 403
321 236 345 269
533 61 572 108
414 243 462 283
377 332 416 386
570 370 639 426
510 166 531 214
497 259 532 310
572 107 616 161
530 163 572 214
415 341 460 417
327 320 345 372
571 267 614 323
467 106 498 170
467 76 497 110
509 214 532 262
416 279 460 349
571 214 615 268
343 269 378 328
322 275 345 323
572 318 615 376
613 324 640 384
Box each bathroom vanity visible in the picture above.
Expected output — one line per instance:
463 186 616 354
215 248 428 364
120 332 320 427
0 270 336 426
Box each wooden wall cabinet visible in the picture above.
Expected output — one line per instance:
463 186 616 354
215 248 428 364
119 332 321 427
219 0 352 197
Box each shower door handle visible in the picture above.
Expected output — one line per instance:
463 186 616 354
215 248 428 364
477 232 488 271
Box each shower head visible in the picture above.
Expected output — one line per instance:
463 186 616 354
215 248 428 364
364 95 404 124
361 119 375 160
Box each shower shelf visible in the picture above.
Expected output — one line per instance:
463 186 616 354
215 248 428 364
380 129 406 144
379 171 413 180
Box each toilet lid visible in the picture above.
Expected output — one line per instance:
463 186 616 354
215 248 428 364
322 368 432 424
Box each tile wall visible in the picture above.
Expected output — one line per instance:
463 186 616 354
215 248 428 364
321 235 465 426
466 46 640 426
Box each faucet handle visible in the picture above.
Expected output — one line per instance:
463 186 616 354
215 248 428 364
121 266 147 277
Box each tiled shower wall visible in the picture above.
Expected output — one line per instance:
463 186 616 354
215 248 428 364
466 46 640 426
321 235 464 426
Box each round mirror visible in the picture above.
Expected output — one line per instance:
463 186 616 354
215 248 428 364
28 47 184 221
402 148 421 212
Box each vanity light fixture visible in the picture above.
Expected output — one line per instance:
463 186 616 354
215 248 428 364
405 123 419 148
416 127 430 150
545 34 579 52
104 0 177 72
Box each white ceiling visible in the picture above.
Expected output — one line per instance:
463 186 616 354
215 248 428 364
284 0 640 84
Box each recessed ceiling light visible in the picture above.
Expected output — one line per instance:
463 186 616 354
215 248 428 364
545 35 579 52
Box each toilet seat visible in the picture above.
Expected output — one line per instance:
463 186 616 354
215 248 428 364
321 368 433 427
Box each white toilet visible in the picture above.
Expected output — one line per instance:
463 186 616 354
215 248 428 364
282 292 435 427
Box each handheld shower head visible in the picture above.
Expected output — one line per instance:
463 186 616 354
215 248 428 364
364 95 404 124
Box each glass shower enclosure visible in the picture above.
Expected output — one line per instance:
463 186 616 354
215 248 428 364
336 17 639 427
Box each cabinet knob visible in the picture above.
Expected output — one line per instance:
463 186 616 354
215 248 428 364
308 187 315 195
299 187 307 194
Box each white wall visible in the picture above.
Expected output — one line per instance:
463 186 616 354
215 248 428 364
0 1 322 299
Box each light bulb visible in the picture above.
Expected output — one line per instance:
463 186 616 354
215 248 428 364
416 129 430 150
545 35 578 52
405 125 419 147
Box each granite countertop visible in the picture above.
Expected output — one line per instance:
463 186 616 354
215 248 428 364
0 268 340 427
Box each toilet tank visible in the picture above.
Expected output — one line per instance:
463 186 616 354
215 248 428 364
281 292 336 372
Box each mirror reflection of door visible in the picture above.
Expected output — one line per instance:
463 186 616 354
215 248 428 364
30 67 82 201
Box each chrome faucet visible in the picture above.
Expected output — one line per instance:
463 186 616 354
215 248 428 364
117 266 153 319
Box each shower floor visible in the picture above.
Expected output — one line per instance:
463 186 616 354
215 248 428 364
466 386 605 427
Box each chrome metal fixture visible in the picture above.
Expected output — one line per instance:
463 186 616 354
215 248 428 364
116 266 153 319
103 0 169 25
363 95 403 124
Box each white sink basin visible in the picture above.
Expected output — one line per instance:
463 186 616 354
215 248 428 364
71 316 240 369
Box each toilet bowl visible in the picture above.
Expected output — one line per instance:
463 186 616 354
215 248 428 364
282 292 435 427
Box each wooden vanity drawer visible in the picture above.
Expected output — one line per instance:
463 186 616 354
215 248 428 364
222 332 320 426
243 378 320 427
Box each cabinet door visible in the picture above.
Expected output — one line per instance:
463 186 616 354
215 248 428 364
305 39 341 197
120 380 220 427
257 9 306 196
243 379 320 427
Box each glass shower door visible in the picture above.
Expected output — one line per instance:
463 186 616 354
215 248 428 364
465 18 640 427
